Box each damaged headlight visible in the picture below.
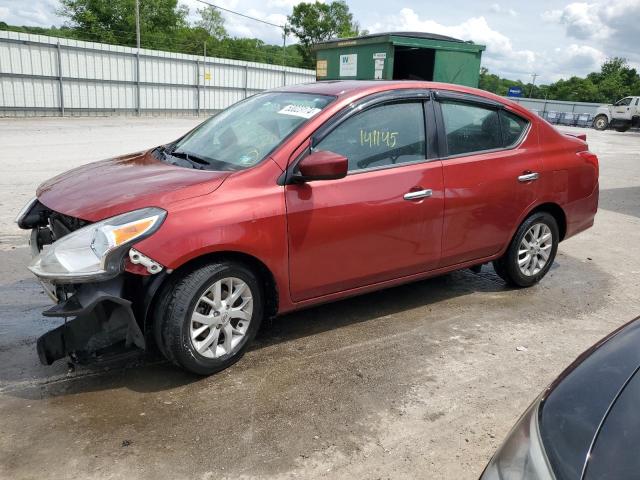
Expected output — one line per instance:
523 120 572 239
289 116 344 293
29 207 166 283
480 398 555 480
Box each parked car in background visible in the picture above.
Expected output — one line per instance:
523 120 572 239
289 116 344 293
593 96 640 132
16 80 599 375
481 316 640 480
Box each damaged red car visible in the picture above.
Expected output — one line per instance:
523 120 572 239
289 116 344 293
16 81 599 375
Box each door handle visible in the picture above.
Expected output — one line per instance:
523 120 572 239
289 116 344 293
518 172 539 182
404 189 432 201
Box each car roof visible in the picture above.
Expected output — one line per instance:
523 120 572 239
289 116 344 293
273 80 531 116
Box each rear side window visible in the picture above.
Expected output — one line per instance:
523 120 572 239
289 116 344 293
441 101 502 156
500 110 528 147
316 102 426 171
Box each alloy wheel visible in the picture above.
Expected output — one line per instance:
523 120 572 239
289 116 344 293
189 277 253 359
517 223 553 276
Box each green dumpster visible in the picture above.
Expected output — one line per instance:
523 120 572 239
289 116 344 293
313 32 486 87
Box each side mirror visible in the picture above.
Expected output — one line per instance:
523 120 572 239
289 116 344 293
293 150 348 183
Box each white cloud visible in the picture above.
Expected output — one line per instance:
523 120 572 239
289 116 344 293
545 44 607 81
490 4 517 17
543 0 640 59
366 9 536 77
0 0 59 27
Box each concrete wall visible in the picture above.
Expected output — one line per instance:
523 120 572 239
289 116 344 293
0 31 316 117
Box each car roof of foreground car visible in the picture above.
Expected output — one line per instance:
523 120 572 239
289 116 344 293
274 80 505 102
273 80 536 120
539 315 640 479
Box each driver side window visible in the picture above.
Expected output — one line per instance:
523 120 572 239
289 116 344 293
315 101 426 171
615 97 632 106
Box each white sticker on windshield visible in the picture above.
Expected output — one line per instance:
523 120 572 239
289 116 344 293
277 104 322 119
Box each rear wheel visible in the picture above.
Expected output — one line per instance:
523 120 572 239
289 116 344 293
493 212 559 288
593 115 609 131
157 261 263 375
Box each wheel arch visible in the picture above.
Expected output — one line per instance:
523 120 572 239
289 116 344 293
144 250 280 332
528 202 567 241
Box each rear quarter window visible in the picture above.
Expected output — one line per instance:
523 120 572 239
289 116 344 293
500 110 529 147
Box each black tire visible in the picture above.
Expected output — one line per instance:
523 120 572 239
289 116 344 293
492 212 559 288
157 261 264 375
593 115 609 131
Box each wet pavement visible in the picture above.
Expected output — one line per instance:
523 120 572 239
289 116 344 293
0 119 639 479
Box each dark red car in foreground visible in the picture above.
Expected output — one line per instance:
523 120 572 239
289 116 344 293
16 81 599 375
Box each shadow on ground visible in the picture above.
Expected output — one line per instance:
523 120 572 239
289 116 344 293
599 186 640 219
0 251 609 402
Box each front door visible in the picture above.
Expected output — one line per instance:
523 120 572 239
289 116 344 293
285 100 444 302
613 97 634 121
436 97 541 266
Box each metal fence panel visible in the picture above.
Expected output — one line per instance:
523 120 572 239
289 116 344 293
507 97 602 116
0 31 316 117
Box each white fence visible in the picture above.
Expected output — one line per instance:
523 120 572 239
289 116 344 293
507 97 602 116
0 31 316 117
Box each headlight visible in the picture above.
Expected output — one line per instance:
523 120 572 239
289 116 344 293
29 207 166 283
480 398 555 480
15 196 38 227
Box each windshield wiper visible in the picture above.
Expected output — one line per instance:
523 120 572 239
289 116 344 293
169 149 210 166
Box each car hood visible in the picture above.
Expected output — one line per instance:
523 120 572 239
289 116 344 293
37 149 231 222
538 316 640 480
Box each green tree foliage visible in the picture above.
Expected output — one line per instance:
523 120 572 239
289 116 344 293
57 0 188 46
196 6 226 40
1 0 306 67
287 1 360 67
480 58 640 103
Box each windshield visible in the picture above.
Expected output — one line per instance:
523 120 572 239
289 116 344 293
168 92 334 170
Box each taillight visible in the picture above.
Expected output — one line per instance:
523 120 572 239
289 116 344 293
577 150 599 179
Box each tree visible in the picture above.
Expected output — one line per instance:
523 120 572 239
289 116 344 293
196 6 226 40
287 1 360 67
57 0 188 47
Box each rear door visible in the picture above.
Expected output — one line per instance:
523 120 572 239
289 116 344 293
285 95 444 302
434 92 541 267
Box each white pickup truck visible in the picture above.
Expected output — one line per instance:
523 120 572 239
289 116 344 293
593 96 640 131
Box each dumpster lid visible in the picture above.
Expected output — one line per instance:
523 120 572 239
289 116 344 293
315 31 466 45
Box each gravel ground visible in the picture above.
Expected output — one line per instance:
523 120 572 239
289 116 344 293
0 117 638 480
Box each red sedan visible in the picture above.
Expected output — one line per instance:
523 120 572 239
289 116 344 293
16 81 599 375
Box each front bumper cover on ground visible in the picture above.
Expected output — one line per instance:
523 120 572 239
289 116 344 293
37 277 146 365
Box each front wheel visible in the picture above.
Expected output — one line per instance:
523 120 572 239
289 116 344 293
493 212 559 288
593 115 609 131
157 262 264 375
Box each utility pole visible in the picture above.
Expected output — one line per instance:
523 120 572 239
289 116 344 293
529 73 538 98
135 0 141 116
135 0 141 49
282 27 287 66
203 42 207 114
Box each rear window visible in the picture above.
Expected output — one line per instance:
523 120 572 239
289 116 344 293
440 101 529 156
441 102 502 156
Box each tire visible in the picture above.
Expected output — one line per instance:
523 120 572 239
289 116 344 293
157 261 264 375
593 115 609 131
492 212 559 288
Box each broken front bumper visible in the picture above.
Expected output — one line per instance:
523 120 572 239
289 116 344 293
35 273 165 366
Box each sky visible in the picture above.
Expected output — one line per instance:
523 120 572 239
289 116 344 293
1 0 639 84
